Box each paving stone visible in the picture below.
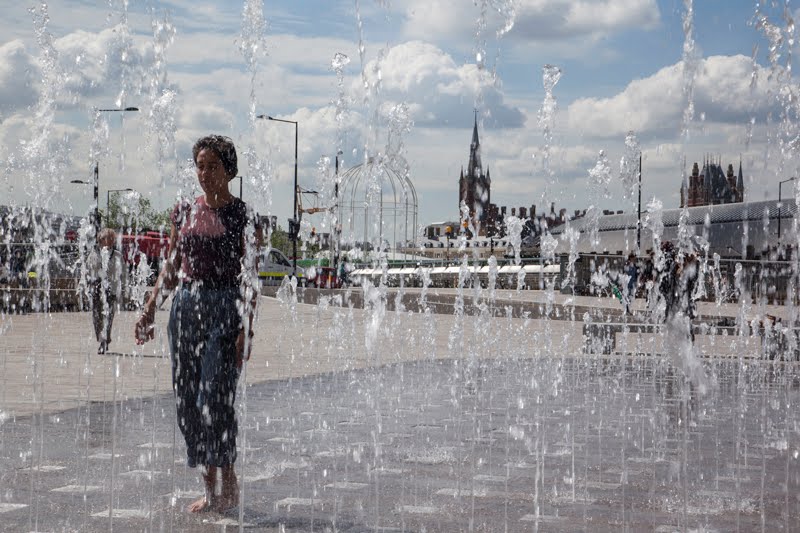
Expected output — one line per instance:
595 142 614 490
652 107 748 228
520 513 566 522
473 474 506 483
212 517 255 527
87 452 122 460
51 484 102 493
435 487 507 498
584 480 621 490
274 497 323 511
266 436 296 443
243 471 277 482
118 469 162 479
90 508 149 519
324 481 369 490
17 464 65 473
399 505 438 514
0 503 27 513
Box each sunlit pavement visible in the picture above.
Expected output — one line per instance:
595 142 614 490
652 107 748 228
0 292 798 531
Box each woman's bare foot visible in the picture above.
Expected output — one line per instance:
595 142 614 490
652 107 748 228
214 466 239 512
188 466 217 513
187 496 214 513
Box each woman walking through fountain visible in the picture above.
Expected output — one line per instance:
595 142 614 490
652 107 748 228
134 135 260 513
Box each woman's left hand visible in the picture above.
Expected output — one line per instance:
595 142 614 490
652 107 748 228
235 330 253 369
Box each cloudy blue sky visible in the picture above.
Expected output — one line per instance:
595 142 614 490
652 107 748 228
1 0 797 232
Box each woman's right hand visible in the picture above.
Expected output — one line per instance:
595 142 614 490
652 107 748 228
134 307 156 345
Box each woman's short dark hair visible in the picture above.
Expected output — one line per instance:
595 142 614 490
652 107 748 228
192 135 238 178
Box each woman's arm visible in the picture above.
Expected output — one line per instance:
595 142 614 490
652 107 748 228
135 222 179 344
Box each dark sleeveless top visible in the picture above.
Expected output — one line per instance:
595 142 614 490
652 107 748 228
172 196 249 288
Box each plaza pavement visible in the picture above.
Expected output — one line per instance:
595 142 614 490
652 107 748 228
0 287 796 531
0 287 778 419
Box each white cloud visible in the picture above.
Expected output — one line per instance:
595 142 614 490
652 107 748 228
0 41 38 119
359 41 524 129
567 55 778 139
54 26 152 107
400 0 660 45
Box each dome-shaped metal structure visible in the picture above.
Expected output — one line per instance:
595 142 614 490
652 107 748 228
338 157 418 258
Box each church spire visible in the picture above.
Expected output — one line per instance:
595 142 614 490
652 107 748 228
471 109 480 148
468 109 482 178
737 157 744 201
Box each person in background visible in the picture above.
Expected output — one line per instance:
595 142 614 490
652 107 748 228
657 241 678 320
337 255 349 287
91 228 127 354
134 135 261 514
11 248 27 287
656 242 699 340
623 252 639 315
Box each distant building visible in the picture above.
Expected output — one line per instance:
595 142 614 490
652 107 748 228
681 158 745 207
548 199 793 259
459 112 492 236
448 113 576 243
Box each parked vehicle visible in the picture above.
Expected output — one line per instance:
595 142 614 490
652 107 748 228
259 248 299 285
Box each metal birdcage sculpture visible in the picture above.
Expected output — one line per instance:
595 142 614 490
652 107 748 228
338 156 418 259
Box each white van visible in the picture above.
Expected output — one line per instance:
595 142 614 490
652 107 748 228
258 248 294 285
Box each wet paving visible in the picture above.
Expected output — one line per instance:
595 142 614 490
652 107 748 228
0 356 799 532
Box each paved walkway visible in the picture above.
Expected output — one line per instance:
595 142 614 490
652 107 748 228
0 287 778 419
0 288 797 531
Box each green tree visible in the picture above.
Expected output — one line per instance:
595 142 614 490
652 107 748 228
104 195 173 233
268 226 292 257
265 226 323 259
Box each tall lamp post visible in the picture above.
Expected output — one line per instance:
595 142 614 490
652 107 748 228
257 114 298 277
70 165 100 237
636 152 642 254
71 106 139 237
333 150 343 279
778 177 796 240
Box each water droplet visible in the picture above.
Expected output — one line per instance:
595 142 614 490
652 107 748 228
331 52 350 70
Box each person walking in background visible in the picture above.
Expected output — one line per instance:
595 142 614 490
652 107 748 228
623 252 639 315
134 135 261 514
655 241 700 341
656 241 679 320
91 228 127 354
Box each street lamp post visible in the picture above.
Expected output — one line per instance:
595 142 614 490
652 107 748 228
70 164 100 236
636 152 642 254
778 177 796 240
258 114 299 278
333 150 343 281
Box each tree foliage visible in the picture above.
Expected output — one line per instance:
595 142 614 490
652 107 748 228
265 225 322 259
103 194 172 233
268 226 292 257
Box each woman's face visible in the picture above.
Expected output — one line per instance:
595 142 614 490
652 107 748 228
195 148 230 196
